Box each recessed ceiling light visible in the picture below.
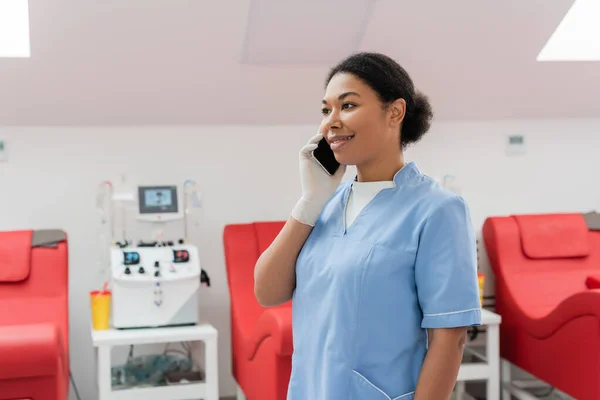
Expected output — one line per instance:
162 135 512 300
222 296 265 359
241 0 376 65
0 0 31 58
537 0 600 62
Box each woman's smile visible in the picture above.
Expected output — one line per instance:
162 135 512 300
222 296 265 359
328 134 355 151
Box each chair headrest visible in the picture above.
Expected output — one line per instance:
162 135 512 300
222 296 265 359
0 230 33 283
513 214 590 259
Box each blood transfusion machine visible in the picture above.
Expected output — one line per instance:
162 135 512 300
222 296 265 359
99 181 204 329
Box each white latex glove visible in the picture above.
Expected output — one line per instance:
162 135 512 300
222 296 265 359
291 133 347 226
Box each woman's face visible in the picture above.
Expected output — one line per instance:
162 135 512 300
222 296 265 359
320 73 404 167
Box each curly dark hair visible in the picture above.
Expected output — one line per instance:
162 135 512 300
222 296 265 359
325 52 434 149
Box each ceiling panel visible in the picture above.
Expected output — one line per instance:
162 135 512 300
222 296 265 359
241 0 376 64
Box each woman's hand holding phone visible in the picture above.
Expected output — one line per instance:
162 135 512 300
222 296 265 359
291 132 346 226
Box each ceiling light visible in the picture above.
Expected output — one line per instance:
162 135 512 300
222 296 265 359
537 0 600 61
241 0 376 64
0 0 31 58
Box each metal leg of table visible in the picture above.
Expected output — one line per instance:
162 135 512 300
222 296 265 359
502 359 512 400
455 381 466 399
98 346 112 400
236 384 247 400
204 336 219 400
487 324 500 400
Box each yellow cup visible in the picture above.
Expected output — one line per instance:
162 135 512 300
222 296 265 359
477 274 485 306
90 290 111 330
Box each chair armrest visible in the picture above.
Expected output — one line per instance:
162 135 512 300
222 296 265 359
0 323 63 380
518 289 600 338
245 306 293 360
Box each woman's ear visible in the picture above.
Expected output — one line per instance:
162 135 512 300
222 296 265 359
389 98 406 127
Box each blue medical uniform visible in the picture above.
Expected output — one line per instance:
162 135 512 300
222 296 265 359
287 162 481 400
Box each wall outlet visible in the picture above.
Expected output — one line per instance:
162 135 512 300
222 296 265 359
0 139 7 162
506 134 526 155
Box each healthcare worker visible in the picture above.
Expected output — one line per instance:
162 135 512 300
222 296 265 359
254 52 481 400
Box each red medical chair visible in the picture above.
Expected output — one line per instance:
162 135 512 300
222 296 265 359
0 229 69 400
483 213 600 400
223 221 292 400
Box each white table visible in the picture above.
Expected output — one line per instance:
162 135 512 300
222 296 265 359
455 309 502 400
91 324 219 400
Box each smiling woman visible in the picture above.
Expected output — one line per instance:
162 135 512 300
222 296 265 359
320 52 433 182
254 52 481 400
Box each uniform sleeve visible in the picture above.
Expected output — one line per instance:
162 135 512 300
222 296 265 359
415 195 482 329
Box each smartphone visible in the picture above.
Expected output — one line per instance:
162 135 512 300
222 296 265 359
312 137 340 176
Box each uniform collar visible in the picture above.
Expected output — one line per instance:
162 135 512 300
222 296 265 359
351 161 421 187
392 161 421 187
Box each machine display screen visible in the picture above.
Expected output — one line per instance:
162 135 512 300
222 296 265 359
138 186 178 214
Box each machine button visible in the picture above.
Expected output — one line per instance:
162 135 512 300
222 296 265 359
124 267 131 275
154 270 160 277
138 267 145 274
154 261 160 268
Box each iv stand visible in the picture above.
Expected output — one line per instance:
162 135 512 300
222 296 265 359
183 179 199 243
96 181 115 243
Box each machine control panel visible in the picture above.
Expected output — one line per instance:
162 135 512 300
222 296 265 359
111 244 201 282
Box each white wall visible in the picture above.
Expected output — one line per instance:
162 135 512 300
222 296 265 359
0 120 599 399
